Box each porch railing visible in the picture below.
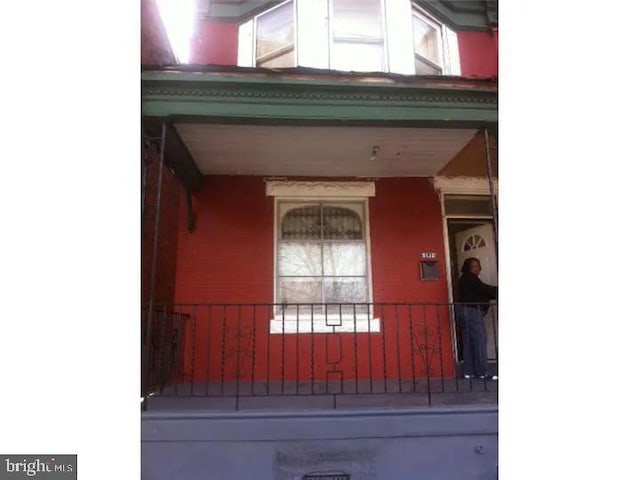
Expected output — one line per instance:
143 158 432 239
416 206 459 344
142 302 498 409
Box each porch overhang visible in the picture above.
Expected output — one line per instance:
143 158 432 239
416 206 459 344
142 67 497 128
142 67 497 178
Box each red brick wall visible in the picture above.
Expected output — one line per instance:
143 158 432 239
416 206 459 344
142 145 182 305
369 178 449 303
173 176 456 381
175 177 451 305
457 29 498 78
174 176 274 303
191 20 239 65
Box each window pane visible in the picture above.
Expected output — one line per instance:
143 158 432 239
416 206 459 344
331 41 385 72
332 0 383 39
323 244 366 276
280 277 322 304
258 49 295 68
415 58 442 75
331 0 384 72
413 15 441 66
279 243 322 276
296 0 330 69
281 205 321 239
256 1 294 62
322 206 363 239
324 278 368 303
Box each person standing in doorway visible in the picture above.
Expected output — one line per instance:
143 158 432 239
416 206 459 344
457 257 498 380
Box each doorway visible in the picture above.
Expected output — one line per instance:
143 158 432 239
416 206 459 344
447 218 498 363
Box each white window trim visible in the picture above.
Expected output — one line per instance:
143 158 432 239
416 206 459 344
238 0 296 68
328 0 388 72
270 315 380 334
268 181 379 334
411 8 444 73
411 5 460 75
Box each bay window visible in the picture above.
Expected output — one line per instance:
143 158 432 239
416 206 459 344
238 0 460 76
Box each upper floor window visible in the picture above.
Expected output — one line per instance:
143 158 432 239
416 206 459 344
412 9 443 75
255 1 295 68
238 0 460 75
330 0 386 72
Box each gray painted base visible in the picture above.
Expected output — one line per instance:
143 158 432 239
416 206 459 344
142 406 498 479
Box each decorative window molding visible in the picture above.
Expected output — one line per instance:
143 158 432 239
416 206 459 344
266 180 376 198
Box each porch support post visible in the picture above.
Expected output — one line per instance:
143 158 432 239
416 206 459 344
143 121 167 408
483 127 498 249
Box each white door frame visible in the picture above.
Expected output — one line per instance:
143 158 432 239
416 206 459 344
432 176 497 360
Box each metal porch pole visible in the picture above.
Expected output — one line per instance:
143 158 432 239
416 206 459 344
483 127 498 248
483 127 499 370
143 122 167 409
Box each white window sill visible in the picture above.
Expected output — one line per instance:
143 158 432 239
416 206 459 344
269 316 380 334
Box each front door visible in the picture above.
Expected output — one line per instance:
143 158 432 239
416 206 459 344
454 223 498 360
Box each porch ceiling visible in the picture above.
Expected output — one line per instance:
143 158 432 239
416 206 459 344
175 123 478 177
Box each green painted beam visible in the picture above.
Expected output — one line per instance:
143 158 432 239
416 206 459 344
142 71 497 128
202 0 497 30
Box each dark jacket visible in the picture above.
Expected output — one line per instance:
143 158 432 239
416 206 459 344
457 272 497 312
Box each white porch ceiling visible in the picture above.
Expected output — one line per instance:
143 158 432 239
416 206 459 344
175 124 478 177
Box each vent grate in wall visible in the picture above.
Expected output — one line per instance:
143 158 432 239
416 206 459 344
303 474 350 480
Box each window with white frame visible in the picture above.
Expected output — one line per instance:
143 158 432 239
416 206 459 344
238 0 460 75
272 199 379 333
412 9 443 75
255 0 295 68
329 0 386 72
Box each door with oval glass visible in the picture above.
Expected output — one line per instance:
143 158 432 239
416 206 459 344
454 223 498 360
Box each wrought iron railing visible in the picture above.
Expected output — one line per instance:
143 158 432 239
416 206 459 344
142 302 498 409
